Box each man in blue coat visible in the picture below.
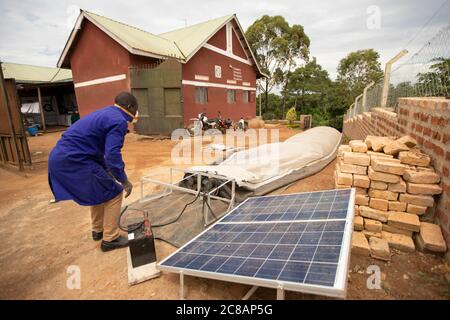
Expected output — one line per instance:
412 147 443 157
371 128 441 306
48 92 138 252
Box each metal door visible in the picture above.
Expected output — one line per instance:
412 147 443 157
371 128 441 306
130 59 183 135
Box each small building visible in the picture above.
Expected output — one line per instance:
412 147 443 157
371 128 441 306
2 62 78 131
58 10 264 134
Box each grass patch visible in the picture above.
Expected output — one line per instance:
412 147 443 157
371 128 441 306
441 288 450 298
417 271 441 284
341 136 350 144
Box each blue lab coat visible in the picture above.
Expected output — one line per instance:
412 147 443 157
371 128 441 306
48 106 132 206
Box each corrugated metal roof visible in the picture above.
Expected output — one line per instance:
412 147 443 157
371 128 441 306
58 11 264 77
83 11 184 59
160 14 234 59
2 62 72 84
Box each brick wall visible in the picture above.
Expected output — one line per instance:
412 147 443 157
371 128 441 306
343 97 450 248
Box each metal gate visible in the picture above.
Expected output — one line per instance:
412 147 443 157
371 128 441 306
0 64 31 170
130 59 183 135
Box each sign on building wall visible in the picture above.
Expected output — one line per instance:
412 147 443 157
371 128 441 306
214 65 222 79
231 66 242 81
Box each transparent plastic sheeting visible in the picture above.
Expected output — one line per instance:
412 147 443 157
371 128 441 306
189 126 342 190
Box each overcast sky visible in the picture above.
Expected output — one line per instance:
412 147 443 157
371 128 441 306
0 0 448 79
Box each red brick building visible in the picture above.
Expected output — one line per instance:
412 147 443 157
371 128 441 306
58 10 264 133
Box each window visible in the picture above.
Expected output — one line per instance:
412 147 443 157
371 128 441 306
242 90 250 103
227 89 236 104
195 87 208 104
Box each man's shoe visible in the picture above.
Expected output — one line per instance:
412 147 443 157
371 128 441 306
101 236 129 252
92 231 103 241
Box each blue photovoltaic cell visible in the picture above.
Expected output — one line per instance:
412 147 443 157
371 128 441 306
160 189 353 289
220 189 351 223
162 220 347 287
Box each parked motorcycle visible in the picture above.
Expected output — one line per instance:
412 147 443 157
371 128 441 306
215 117 233 134
188 112 218 135
235 117 248 131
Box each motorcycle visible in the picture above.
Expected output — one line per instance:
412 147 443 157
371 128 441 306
215 117 233 134
235 118 248 131
188 113 218 135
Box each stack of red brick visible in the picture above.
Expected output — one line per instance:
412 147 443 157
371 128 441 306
334 135 447 261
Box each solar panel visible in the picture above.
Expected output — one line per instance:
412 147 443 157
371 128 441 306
221 189 351 223
158 189 355 298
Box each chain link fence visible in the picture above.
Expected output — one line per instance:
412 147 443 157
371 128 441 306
345 23 450 120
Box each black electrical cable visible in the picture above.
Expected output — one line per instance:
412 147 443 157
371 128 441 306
118 191 201 235
118 205 183 247
151 191 201 228
117 205 147 233
118 180 224 246
203 195 219 221
153 235 180 248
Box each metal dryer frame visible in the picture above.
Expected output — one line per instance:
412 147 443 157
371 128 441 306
140 168 236 227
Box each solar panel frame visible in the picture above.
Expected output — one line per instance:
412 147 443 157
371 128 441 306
158 188 356 298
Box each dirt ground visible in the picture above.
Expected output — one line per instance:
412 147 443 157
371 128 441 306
0 126 449 300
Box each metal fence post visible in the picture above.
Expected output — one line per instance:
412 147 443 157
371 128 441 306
354 94 362 117
350 103 355 118
381 50 408 108
362 81 375 112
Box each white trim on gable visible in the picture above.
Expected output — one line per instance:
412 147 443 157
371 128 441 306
231 17 267 78
231 26 250 61
183 15 265 78
58 12 266 78
58 11 178 67
226 23 233 54
183 15 236 62
203 43 253 66
57 13 83 67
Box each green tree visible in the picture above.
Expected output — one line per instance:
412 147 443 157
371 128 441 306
325 81 351 130
416 57 450 97
285 57 331 113
283 58 354 131
395 81 414 97
258 93 283 120
246 15 310 116
337 49 383 100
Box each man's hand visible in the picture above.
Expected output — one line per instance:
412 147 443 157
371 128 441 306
122 180 133 198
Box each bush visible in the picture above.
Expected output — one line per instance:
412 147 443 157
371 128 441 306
262 112 275 120
285 107 297 122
